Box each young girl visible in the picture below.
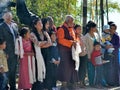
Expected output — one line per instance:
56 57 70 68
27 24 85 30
74 24 88 88
18 27 34 90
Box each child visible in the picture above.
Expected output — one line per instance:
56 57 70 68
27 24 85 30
102 25 114 54
18 27 35 90
91 41 107 88
102 25 111 43
0 38 8 90
74 24 87 88
48 31 60 90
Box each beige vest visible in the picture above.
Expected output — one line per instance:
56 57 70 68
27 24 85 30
0 50 8 72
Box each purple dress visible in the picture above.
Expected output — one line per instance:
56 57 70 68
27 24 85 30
104 33 119 86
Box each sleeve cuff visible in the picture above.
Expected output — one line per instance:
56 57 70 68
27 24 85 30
58 57 61 61
52 58 56 63
0 65 3 68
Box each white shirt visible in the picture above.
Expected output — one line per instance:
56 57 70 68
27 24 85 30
7 23 16 42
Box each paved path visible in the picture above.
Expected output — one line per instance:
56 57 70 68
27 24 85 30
56 86 120 90
16 84 120 90
78 87 120 90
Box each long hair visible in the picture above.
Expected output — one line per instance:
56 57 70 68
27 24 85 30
32 18 41 41
85 21 97 34
41 18 49 32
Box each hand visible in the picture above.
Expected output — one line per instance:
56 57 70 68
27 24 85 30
40 41 52 48
72 41 77 49
39 41 47 47
106 45 113 49
53 60 60 65
44 31 51 42
6 55 9 59
0 67 4 73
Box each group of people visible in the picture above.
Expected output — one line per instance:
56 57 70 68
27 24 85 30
0 11 120 90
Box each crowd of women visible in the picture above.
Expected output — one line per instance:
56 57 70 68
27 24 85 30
0 12 120 90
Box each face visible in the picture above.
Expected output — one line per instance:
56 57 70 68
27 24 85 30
49 18 54 27
94 45 101 51
76 26 82 35
5 14 13 24
24 31 30 39
7 15 12 22
51 33 56 42
104 29 110 33
67 19 74 27
91 27 97 32
0 42 6 50
45 21 50 30
110 26 116 34
35 20 43 32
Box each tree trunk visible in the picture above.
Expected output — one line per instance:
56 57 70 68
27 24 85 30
83 0 87 35
106 0 109 23
95 0 98 25
100 0 104 31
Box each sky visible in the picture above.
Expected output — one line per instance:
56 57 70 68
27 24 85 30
107 0 120 35
108 12 120 35
77 0 120 35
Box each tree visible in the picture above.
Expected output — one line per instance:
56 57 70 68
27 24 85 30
106 0 109 23
10 0 120 30
25 0 78 26
83 0 87 34
100 0 104 31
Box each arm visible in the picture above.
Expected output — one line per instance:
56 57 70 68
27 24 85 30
41 31 52 48
57 44 61 61
0 56 4 69
30 33 47 47
0 26 4 39
49 47 56 63
111 35 119 49
0 57 5 72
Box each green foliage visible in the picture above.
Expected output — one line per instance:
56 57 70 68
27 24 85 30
11 0 120 27
108 1 120 12
87 0 120 20
25 0 80 26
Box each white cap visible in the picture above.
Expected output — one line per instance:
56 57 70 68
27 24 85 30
103 25 110 31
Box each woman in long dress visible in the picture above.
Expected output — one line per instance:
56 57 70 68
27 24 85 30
104 23 119 86
30 18 51 90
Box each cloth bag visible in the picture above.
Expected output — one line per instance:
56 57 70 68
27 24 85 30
72 42 82 71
